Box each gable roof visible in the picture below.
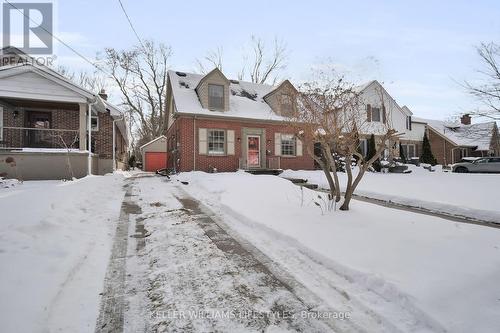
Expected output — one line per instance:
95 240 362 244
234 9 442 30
423 118 495 151
262 79 297 100
140 135 166 150
0 48 128 144
194 67 230 91
168 70 288 121
355 80 410 116
0 63 96 103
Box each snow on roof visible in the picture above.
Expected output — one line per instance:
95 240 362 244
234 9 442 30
354 80 376 93
423 118 495 150
168 70 287 121
140 135 167 149
411 116 428 123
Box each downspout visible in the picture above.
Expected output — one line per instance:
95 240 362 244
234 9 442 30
112 115 125 171
451 146 461 164
87 98 98 176
443 139 446 165
193 116 196 171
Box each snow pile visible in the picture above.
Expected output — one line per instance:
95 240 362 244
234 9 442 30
0 177 21 189
178 171 500 332
0 175 125 332
281 166 500 223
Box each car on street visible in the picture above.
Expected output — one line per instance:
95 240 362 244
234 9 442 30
452 157 500 173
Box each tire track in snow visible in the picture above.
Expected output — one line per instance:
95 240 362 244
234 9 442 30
95 180 141 333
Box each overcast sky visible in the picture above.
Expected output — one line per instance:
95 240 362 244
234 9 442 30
4 0 500 121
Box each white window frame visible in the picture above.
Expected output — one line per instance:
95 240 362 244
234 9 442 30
0 106 3 140
87 115 99 132
371 107 381 122
207 129 226 155
401 143 416 158
280 93 293 115
208 84 224 110
280 134 296 156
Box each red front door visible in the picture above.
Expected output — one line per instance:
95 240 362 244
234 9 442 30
247 136 260 167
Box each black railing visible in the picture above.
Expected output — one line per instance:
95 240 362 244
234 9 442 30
0 127 80 150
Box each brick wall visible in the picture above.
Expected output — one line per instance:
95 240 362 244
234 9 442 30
2 106 80 148
427 128 456 165
166 116 315 172
1 104 124 159
93 111 113 159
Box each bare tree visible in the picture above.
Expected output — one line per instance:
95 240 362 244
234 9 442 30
51 132 79 180
55 65 108 93
195 36 287 85
195 46 224 74
245 36 287 85
287 70 397 211
465 42 500 120
102 40 172 145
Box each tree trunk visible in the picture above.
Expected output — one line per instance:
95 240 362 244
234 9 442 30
340 154 354 210
322 145 341 202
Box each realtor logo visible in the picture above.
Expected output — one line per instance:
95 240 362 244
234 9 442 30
2 2 53 54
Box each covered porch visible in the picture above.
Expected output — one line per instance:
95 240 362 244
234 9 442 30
0 98 90 151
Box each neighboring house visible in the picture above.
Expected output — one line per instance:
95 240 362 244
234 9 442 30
418 114 500 165
355 80 425 159
0 47 128 180
140 136 167 172
165 68 313 172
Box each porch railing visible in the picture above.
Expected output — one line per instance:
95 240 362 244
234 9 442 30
239 156 281 170
0 127 80 150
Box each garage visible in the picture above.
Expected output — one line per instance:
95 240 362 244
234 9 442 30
140 136 167 172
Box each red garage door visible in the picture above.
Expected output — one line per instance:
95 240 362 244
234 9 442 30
145 152 167 172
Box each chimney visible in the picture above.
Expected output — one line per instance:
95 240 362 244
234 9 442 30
98 88 108 101
460 114 471 125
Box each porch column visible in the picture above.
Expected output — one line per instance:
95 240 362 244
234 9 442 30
78 103 87 150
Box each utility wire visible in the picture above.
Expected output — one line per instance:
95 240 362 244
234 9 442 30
116 0 145 50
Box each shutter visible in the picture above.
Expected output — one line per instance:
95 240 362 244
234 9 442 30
382 106 387 124
296 138 303 156
226 130 235 155
199 128 207 155
274 132 281 156
0 106 3 140
366 104 372 122
409 116 412 131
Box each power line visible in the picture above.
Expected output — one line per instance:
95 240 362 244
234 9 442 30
2 0 110 76
116 0 145 49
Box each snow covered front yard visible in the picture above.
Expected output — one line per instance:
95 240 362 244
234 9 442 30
0 174 125 332
178 171 500 333
281 165 500 223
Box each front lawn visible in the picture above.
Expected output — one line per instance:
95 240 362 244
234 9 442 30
179 171 500 332
282 165 500 222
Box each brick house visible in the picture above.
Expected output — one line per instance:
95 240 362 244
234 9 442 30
418 114 500 165
165 68 314 172
0 47 128 180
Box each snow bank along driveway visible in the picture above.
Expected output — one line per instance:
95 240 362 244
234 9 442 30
0 175 125 333
179 171 500 333
281 166 500 223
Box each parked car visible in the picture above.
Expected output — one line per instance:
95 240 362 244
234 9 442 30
452 157 500 173
457 157 481 163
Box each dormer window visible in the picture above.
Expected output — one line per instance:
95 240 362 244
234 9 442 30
371 107 381 122
208 84 224 110
281 93 293 115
